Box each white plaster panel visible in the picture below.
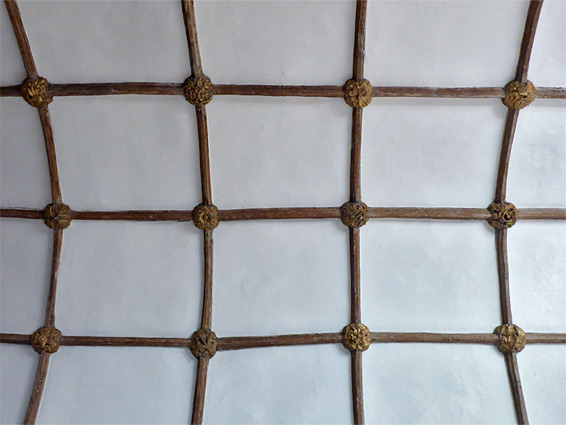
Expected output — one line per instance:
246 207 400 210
507 101 566 208
0 98 51 209
205 345 351 424
18 1 190 84
0 5 26 85
196 0 354 85
362 221 500 333
508 221 566 333
37 346 195 424
0 344 38 424
213 220 349 337
362 99 505 208
0 219 51 334
49 96 201 211
519 345 566 424
365 0 529 87
529 0 566 87
55 221 202 338
208 97 350 209
364 344 516 424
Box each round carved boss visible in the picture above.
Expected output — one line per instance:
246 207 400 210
343 323 371 352
31 326 61 354
21 77 52 108
192 204 219 230
190 328 217 359
487 202 517 229
494 324 526 353
503 80 535 110
183 75 213 106
340 201 369 228
44 203 72 230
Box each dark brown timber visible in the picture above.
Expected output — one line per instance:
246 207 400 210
23 354 49 425
3 0 37 79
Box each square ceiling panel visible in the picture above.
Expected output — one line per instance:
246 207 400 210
55 221 202 338
362 221 500 333
364 345 516 424
196 0 354 85
507 101 566 207
213 220 349 337
519 345 566 424
205 346 351 424
528 0 566 87
17 1 190 84
0 344 38 424
0 219 51 334
508 221 566 333
208 97 349 209
0 98 51 208
365 0 529 87
50 96 200 210
362 99 504 208
37 347 195 424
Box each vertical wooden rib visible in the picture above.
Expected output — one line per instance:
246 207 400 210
181 1 213 424
195 106 212 205
352 0 368 81
351 351 364 425
494 109 519 203
23 354 50 425
515 0 543 83
200 230 213 328
350 228 362 324
4 3 63 424
495 229 513 325
349 2 368 424
38 106 62 203
3 0 37 79
494 2 543 424
44 230 63 327
191 358 209 425
181 0 203 78
505 353 529 424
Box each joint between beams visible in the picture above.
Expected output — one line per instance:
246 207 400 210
341 201 369 228
494 324 526 353
190 328 217 359
487 202 517 229
44 203 72 230
503 80 536 109
344 79 372 108
183 75 213 106
192 204 218 230
21 77 52 107
31 326 61 354
343 323 371 352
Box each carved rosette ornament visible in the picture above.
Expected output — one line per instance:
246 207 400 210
494 324 526 353
503 80 536 110
192 204 219 230
487 202 517 229
21 77 53 107
190 328 217 359
344 79 372 108
31 326 62 354
183 75 213 106
343 323 371 352
43 203 72 230
340 201 369 228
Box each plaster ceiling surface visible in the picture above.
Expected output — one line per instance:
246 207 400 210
0 1 565 424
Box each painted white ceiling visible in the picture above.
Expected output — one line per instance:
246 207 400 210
1 1 565 424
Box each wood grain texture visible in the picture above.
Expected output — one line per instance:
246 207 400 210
350 228 362 324
37 106 62 203
515 0 543 83
505 353 529 424
51 83 183 96
217 333 343 350
218 207 341 221
351 351 364 425
201 230 214 329
181 0 203 78
191 358 209 425
352 0 368 80
44 230 63 327
72 210 192 221
23 353 49 425
213 84 343 97
495 229 513 325
350 108 363 202
60 336 189 347
3 0 37 79
195 106 212 205
495 108 520 203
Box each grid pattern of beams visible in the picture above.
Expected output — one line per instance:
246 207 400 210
0 0 564 424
